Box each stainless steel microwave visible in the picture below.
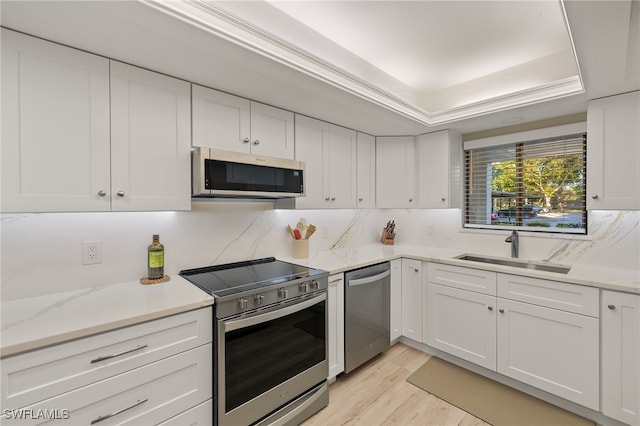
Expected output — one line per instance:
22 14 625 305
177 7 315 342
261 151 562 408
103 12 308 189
192 148 305 198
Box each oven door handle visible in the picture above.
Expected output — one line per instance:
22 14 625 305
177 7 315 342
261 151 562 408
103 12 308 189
224 293 325 332
347 270 390 287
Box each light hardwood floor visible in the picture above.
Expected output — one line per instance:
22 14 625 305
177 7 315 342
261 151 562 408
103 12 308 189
302 343 490 426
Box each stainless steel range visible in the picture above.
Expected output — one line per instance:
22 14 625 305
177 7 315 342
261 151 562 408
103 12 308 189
180 257 329 426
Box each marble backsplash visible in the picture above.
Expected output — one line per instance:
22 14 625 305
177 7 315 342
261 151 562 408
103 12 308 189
1 202 638 301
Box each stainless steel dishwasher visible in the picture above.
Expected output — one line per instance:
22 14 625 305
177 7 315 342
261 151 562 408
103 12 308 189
344 261 391 374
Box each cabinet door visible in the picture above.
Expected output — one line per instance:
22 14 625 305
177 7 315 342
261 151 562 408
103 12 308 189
401 259 423 341
191 84 251 152
497 298 599 410
390 259 402 342
110 61 191 211
376 136 417 208
601 291 640 426
426 283 497 370
327 274 345 380
250 101 294 159
294 115 329 208
1 29 111 212
327 124 357 208
417 130 462 209
587 91 640 210
356 132 376 208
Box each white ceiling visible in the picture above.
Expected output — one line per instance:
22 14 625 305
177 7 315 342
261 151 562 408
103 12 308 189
1 0 638 136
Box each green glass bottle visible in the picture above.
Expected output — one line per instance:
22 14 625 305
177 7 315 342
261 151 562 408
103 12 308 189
147 234 164 279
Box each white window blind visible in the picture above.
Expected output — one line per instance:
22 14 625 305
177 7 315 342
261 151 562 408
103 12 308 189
465 132 587 234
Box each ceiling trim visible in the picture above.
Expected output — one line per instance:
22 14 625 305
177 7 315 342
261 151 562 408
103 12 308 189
143 0 584 127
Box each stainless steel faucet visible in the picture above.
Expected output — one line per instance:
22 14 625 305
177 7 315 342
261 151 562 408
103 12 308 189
505 230 519 258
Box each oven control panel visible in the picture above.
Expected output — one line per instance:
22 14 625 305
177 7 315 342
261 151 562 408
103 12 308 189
218 275 328 318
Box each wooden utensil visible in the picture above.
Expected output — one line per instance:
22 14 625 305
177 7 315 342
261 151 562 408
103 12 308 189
305 224 316 239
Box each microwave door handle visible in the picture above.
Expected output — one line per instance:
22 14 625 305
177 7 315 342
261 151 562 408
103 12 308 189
224 293 325 332
347 270 390 287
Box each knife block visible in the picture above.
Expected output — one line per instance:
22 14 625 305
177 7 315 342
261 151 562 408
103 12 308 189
380 229 395 245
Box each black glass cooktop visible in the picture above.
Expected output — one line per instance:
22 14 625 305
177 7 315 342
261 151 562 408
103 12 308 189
179 257 326 298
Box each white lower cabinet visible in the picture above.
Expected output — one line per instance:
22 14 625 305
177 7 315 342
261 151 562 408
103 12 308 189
1 308 213 425
601 290 640 425
158 400 213 426
496 298 599 410
425 262 600 410
401 259 423 341
328 273 345 380
426 283 496 370
390 259 402 341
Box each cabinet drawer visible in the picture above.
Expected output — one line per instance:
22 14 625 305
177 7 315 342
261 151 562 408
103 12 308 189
2 308 212 409
3 344 212 426
497 274 599 317
428 262 497 295
158 399 213 425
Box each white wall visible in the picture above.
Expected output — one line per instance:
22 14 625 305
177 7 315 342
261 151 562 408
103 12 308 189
1 203 638 301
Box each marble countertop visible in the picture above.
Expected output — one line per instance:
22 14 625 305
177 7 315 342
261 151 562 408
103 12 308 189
2 243 638 358
281 243 640 295
0 275 213 358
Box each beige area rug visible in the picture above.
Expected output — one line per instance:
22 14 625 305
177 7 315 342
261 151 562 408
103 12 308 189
407 357 595 426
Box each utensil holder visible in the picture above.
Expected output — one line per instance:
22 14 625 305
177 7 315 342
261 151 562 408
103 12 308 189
292 239 309 258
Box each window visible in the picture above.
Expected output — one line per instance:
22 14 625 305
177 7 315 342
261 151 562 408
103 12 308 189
464 131 587 234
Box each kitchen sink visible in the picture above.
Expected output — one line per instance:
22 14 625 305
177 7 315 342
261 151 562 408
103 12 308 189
455 254 571 274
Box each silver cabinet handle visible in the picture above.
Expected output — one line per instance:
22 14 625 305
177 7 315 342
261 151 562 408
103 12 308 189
608 304 616 310
348 270 390 287
90 399 148 424
97 190 107 197
243 138 250 143
116 191 125 197
592 195 599 199
253 139 260 145
90 344 148 364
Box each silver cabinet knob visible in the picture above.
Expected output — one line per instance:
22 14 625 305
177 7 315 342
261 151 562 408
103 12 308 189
592 195 599 199
409 198 413 203
331 197 336 201
358 197 363 202
243 138 250 144
253 139 260 145
97 190 107 197
499 309 505 314
324 197 330 201
441 197 446 202
414 268 419 272
488 306 494 311
608 304 616 310
116 191 125 197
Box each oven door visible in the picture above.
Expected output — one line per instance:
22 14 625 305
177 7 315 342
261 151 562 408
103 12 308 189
216 292 327 426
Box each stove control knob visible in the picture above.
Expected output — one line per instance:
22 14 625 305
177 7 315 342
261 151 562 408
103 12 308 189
299 283 310 293
278 288 288 298
238 297 249 310
255 294 265 305
311 280 319 290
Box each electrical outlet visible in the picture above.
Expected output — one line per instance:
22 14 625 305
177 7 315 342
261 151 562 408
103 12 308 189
82 241 102 265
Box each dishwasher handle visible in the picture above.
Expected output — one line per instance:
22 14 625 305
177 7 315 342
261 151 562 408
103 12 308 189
347 269 390 287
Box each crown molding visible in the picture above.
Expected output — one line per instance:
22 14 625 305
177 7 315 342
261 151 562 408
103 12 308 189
142 0 584 127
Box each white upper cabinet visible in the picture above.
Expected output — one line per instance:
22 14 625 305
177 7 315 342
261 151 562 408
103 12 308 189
110 62 191 211
192 84 294 159
417 130 462 209
587 91 640 210
356 132 376 208
1 30 191 212
1 29 111 212
376 136 417 208
290 115 356 209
